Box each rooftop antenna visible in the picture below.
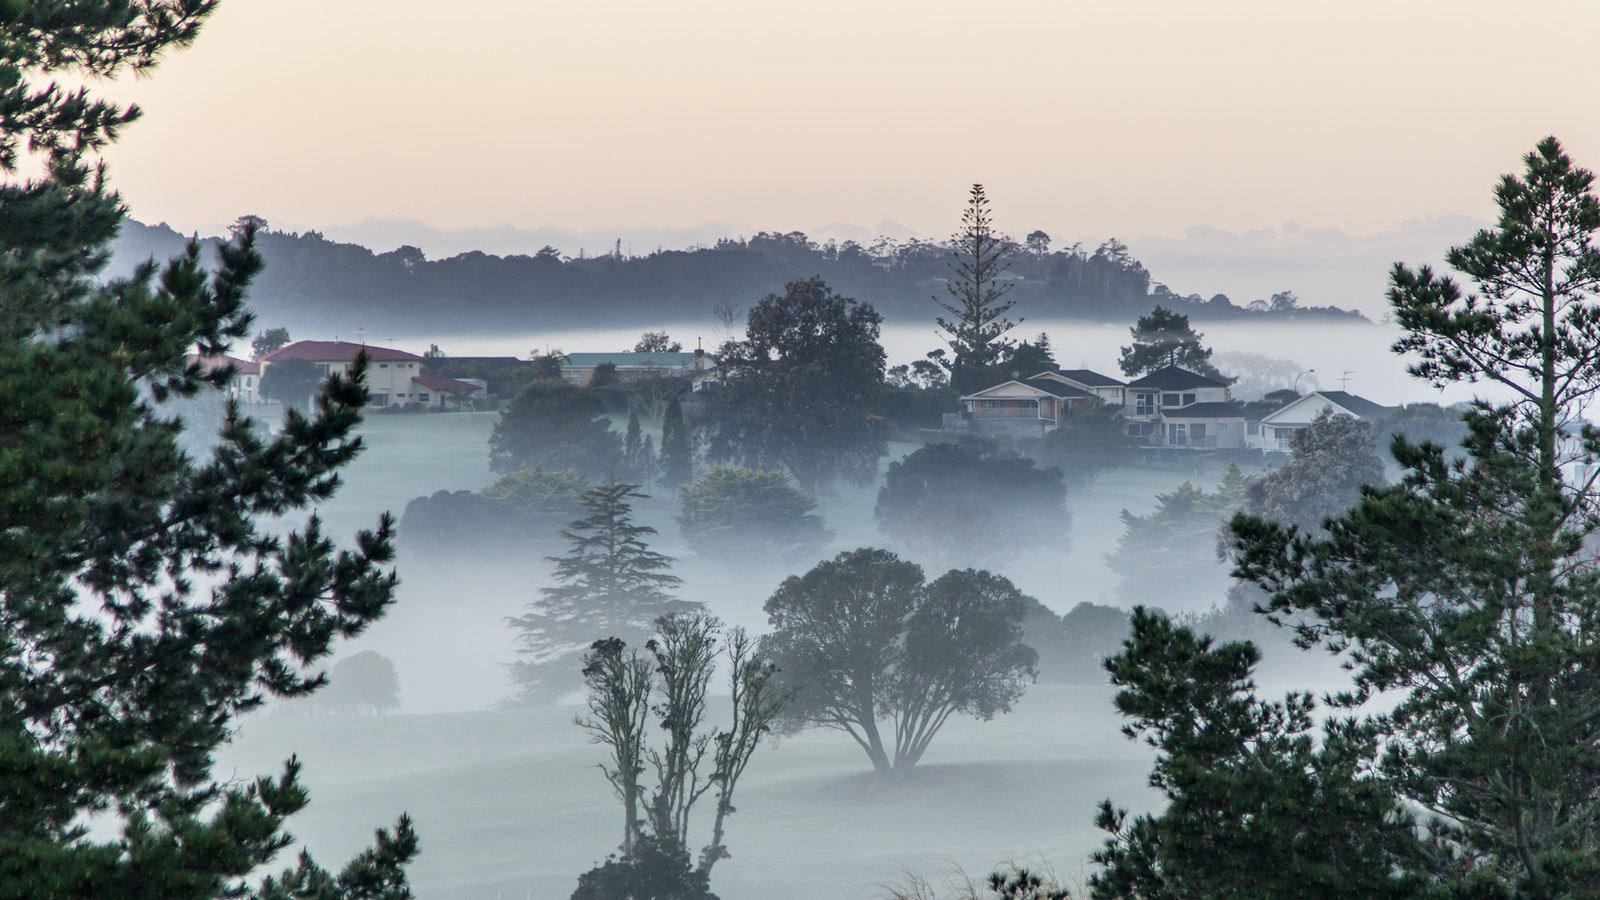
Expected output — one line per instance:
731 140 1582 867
1341 370 1355 390
354 326 369 346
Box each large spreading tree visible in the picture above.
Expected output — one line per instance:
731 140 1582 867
704 276 886 493
761 549 1037 779
934 184 1021 394
0 4 417 897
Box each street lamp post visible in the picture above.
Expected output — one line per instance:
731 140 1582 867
1294 369 1316 396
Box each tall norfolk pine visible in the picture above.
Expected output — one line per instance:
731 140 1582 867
1226 138 1600 897
934 184 1020 394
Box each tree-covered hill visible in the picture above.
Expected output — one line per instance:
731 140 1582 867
111 218 1366 335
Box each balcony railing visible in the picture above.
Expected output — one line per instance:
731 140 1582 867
969 407 1050 419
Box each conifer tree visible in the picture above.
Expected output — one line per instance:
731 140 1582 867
660 398 693 490
1223 137 1600 897
1117 306 1225 380
0 4 417 897
934 184 1020 394
624 409 644 477
507 478 696 703
640 434 658 489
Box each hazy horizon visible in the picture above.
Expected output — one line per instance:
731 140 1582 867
92 0 1599 276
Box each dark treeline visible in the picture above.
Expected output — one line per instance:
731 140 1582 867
111 219 1366 334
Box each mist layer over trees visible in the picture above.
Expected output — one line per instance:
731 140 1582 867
33 7 1597 896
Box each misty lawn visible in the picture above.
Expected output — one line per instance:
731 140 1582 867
216 685 1170 900
290 412 1205 714
241 399 1289 896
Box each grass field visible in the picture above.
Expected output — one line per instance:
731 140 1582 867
224 685 1157 900
243 411 1231 898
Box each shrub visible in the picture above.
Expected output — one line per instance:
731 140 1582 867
480 465 589 530
676 467 831 566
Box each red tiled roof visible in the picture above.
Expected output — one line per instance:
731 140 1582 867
412 369 479 392
187 353 260 375
262 340 424 363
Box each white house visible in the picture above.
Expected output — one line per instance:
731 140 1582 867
1030 368 1127 407
260 341 479 409
951 364 1265 450
1255 390 1395 451
1122 366 1248 450
951 377 1094 437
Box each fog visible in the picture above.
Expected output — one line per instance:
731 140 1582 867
425 317 1498 407
193 311 1452 898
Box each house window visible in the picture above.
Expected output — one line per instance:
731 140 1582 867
1134 392 1156 415
1191 423 1207 443
1162 393 1180 407
316 364 331 376
1166 423 1187 445
370 393 388 407
1247 422 1259 435
379 363 389 368
418 393 430 403
1182 393 1196 406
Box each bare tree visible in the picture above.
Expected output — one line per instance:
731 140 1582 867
576 613 790 878
576 638 653 856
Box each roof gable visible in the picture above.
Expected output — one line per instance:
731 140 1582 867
264 340 423 363
1021 377 1087 398
1053 368 1126 388
412 369 480 392
961 380 1062 401
1260 391 1394 425
1126 365 1229 390
187 353 259 375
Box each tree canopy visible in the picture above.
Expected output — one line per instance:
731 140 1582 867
488 378 621 477
1243 409 1384 533
259 357 322 410
1214 137 1600 898
0 4 417 895
251 326 290 360
934 184 1021 393
1037 400 1140 489
574 614 788 896
761 549 1037 779
675 467 831 566
704 276 886 493
1117 306 1226 380
875 442 1069 569
1106 463 1248 609
112 220 1366 337
507 478 697 704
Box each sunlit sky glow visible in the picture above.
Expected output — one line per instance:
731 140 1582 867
95 0 1600 249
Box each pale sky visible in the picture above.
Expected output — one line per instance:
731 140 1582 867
94 0 1600 248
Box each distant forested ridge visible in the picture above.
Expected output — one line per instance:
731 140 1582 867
110 219 1366 334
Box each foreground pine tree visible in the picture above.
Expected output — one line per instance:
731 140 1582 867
1094 138 1600 899
0 5 415 898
